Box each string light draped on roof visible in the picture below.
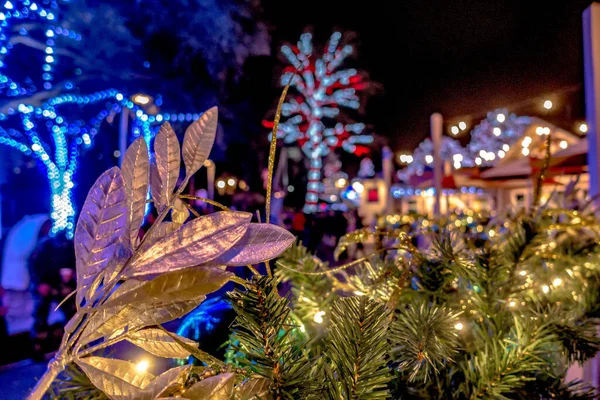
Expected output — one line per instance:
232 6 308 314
397 136 471 182
468 109 531 167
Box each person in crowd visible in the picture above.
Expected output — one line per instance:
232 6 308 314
291 210 306 240
28 224 75 359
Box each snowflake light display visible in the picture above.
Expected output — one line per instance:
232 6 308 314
274 32 373 213
468 109 531 166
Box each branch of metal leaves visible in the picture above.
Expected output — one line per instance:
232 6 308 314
27 107 294 400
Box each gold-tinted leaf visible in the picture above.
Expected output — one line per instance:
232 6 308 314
139 222 182 253
75 167 127 307
76 356 154 400
205 223 294 267
182 107 217 179
128 211 251 279
172 198 190 224
122 137 149 249
79 297 205 346
126 328 197 358
103 267 232 309
153 122 180 211
234 377 272 400
184 372 234 400
139 365 191 399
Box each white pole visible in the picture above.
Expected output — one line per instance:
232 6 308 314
206 162 215 201
584 3 600 205
431 113 443 218
382 146 393 214
581 3 600 388
118 108 129 166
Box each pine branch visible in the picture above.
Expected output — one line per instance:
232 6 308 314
460 315 555 399
551 318 600 365
389 301 460 382
228 275 315 399
325 296 392 399
275 243 335 330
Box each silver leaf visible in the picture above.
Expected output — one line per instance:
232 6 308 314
138 222 182 253
102 267 232 309
234 377 272 400
122 137 149 249
128 211 251 279
205 223 295 267
153 122 180 211
79 296 205 346
182 107 217 179
150 158 165 212
125 327 198 359
184 372 234 400
76 356 154 400
139 365 191 399
75 167 127 307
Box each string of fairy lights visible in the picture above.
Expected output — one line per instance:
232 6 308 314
396 87 588 186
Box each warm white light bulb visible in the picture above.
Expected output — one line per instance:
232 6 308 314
559 140 568 149
352 181 364 193
454 322 464 331
493 127 501 136
458 121 467 130
579 123 588 133
313 311 326 324
425 154 433 164
542 285 550 294
543 100 553 110
496 114 506 123
451 126 459 135
135 360 149 372
553 278 563 287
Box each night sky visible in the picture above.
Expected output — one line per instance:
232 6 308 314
262 0 592 151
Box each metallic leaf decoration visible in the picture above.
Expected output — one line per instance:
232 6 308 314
75 167 127 307
76 356 154 400
79 297 205 346
153 122 180 211
234 377 272 400
172 198 190 224
184 372 234 400
125 328 198 358
102 237 134 290
139 222 182 253
139 365 191 399
150 159 165 212
103 267 232 309
205 223 295 267
182 107 218 179
128 211 252 279
122 137 150 249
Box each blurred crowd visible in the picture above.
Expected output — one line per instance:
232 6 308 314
0 217 76 363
